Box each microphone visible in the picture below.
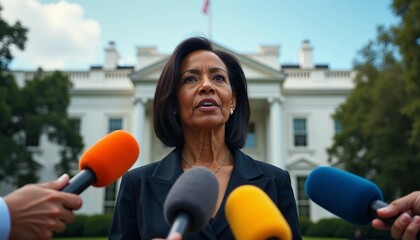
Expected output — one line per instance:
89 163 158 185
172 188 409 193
61 130 139 194
225 185 292 240
163 167 219 238
305 166 395 225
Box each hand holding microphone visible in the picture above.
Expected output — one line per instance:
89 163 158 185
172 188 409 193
305 167 419 239
61 130 139 194
2 130 138 240
373 191 420 240
225 185 292 240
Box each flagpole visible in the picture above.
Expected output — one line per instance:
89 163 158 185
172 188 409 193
208 0 212 41
202 0 212 41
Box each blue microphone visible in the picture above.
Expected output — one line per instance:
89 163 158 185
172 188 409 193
305 166 395 225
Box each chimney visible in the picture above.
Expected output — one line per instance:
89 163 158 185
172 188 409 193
299 40 314 69
104 41 119 70
135 46 163 70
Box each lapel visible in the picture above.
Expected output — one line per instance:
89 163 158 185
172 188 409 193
147 148 271 240
148 148 184 208
202 149 271 239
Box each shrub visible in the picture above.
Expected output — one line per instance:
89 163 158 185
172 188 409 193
82 214 113 237
304 217 392 239
306 218 344 237
299 215 313 235
53 214 88 237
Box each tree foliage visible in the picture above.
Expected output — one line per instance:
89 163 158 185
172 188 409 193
0 6 27 70
328 1 420 200
0 6 83 187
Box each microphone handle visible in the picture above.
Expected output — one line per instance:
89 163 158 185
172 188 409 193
61 168 96 194
167 212 191 238
370 199 397 226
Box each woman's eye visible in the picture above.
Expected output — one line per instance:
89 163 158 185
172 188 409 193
213 75 225 81
183 76 196 83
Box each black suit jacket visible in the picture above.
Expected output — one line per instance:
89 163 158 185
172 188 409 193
109 148 302 240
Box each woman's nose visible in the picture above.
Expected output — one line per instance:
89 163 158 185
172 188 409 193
198 77 215 94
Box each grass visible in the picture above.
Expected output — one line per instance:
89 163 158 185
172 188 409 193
53 237 345 240
303 238 345 240
53 238 107 240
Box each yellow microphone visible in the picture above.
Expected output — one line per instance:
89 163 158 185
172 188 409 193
225 185 292 240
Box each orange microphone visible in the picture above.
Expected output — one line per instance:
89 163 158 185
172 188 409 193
61 130 139 194
225 185 292 240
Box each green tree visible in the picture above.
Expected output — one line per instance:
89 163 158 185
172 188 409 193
0 6 27 70
0 6 84 187
328 1 420 200
393 1 420 150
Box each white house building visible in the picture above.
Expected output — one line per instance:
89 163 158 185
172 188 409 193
4 40 355 223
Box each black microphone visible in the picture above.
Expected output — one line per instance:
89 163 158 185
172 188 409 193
163 167 219 238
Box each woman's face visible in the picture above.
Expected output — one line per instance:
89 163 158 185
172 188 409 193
177 50 236 130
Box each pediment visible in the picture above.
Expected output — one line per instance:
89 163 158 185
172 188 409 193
130 41 286 84
286 155 319 170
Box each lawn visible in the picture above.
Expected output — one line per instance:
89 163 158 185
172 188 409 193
303 238 345 240
54 238 107 240
53 237 345 240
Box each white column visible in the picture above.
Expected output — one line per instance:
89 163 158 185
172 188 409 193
132 96 147 168
268 96 285 169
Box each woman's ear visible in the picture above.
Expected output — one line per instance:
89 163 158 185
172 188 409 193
230 92 237 111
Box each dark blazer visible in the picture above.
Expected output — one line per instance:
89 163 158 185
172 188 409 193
109 148 302 240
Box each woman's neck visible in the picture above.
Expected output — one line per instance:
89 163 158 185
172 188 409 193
182 129 229 166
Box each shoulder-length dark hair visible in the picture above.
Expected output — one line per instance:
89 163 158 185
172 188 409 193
153 37 250 149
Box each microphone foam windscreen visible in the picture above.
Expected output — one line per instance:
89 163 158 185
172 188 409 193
305 166 383 225
225 185 292 240
79 130 139 187
164 167 219 233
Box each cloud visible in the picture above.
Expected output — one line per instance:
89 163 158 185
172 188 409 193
2 0 101 69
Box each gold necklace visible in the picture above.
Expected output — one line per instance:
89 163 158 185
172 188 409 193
181 150 230 174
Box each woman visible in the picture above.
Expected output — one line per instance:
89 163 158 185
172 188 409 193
109 37 302 240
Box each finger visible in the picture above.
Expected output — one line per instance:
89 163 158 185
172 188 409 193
402 215 420 240
167 232 182 240
391 212 412 239
372 218 390 230
59 208 76 223
59 192 83 210
380 192 420 219
376 202 404 218
51 219 67 233
39 174 70 190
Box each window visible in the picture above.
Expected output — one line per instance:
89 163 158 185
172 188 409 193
108 118 122 133
104 182 117 214
297 176 310 217
293 118 307 147
334 119 342 134
244 123 256 148
71 118 81 133
104 117 123 213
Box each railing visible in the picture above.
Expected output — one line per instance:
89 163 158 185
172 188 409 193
104 71 129 79
21 70 131 81
67 72 90 79
325 71 351 78
286 71 311 78
284 70 353 79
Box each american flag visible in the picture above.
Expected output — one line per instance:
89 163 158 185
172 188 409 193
202 0 209 14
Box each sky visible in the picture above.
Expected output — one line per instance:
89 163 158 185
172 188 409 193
1 0 399 71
